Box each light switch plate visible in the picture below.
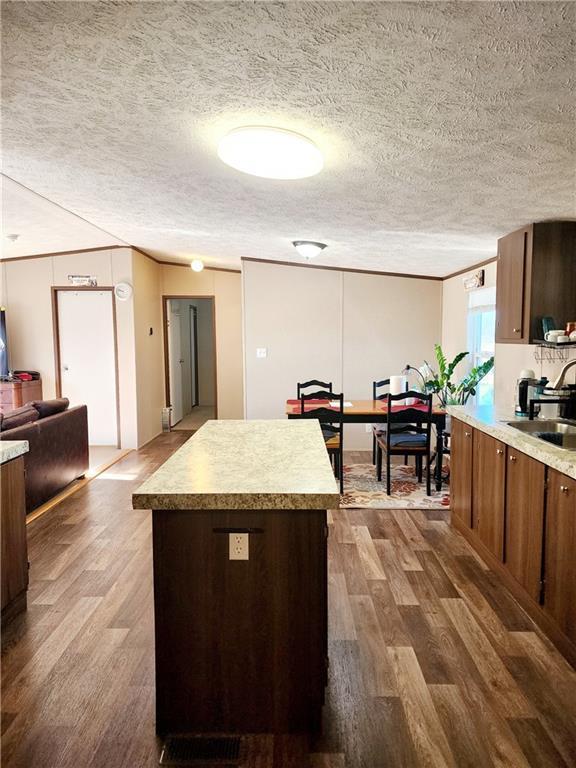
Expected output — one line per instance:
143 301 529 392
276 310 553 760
229 533 249 560
256 348 267 358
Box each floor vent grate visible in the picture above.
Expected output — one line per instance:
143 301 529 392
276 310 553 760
159 735 242 765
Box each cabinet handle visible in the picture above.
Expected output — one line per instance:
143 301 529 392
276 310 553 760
509 455 517 462
560 485 569 494
465 431 471 437
497 449 504 455
513 328 521 333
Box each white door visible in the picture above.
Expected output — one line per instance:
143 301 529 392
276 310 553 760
168 300 183 425
57 290 118 446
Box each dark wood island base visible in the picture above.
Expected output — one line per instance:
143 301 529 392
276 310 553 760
133 420 340 738
152 507 328 736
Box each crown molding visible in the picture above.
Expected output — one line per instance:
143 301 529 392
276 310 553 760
241 257 443 281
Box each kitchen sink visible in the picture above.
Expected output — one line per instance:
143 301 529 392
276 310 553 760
507 419 576 450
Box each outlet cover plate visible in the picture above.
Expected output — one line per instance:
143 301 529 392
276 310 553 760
229 533 249 560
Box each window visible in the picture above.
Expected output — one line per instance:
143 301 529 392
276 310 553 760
467 286 496 406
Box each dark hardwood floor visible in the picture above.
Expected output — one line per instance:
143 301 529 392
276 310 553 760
1 434 575 767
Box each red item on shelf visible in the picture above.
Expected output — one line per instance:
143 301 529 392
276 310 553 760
15 372 33 381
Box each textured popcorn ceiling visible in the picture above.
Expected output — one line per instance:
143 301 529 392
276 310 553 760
2 1 575 275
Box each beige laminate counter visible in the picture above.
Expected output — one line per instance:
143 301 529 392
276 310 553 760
133 419 341 510
0 440 29 465
447 404 576 480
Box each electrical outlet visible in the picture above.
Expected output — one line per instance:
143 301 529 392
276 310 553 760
256 348 267 358
229 533 249 560
365 424 372 433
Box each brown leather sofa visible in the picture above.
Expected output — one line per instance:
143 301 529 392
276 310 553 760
0 403 89 513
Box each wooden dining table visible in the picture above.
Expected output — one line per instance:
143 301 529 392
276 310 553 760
286 398 447 491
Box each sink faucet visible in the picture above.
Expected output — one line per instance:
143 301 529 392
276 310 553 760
551 358 576 390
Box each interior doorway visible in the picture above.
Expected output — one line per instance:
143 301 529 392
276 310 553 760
53 287 120 447
163 296 217 430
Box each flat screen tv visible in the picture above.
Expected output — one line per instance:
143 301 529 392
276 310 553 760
0 308 9 377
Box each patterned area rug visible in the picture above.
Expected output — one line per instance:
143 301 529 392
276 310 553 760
340 462 450 509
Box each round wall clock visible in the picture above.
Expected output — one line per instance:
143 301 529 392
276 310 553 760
114 282 133 301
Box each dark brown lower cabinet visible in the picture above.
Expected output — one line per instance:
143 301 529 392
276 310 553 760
449 417 473 527
1 455 29 624
152 507 328 736
543 471 576 644
472 430 506 560
450 417 576 666
504 449 545 602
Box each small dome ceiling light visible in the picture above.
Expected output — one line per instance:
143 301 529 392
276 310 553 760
191 259 204 272
218 127 324 179
292 240 327 259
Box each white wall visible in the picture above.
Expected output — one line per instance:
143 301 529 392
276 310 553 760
242 261 443 449
441 260 575 410
342 271 442 448
1 247 139 448
1 249 244 446
132 251 164 447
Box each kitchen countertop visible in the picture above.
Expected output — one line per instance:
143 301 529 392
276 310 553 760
447 404 576 480
0 440 29 465
132 419 341 510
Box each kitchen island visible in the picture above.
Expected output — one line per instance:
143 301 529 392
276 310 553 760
447 404 576 666
133 419 340 736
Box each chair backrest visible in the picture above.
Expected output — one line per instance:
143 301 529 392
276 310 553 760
373 378 390 400
297 379 333 398
299 391 344 431
386 391 433 449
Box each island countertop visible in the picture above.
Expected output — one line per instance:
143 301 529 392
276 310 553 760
132 419 341 510
447 404 576 480
0 440 29 465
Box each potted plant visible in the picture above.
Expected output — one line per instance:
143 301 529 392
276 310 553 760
420 344 494 408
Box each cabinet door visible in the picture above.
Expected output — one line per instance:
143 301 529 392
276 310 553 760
544 471 576 642
495 227 528 343
1 456 28 613
472 430 506 560
450 418 473 527
504 449 545 602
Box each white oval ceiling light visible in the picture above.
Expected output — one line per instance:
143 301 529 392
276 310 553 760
191 259 204 272
292 240 327 259
218 127 324 179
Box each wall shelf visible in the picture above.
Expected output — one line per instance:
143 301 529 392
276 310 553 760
534 341 576 363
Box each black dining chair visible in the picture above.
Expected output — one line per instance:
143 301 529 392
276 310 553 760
375 391 433 496
372 378 412 467
297 379 333 398
299 390 344 494
371 379 390 464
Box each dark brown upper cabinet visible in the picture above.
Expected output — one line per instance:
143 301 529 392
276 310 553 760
495 222 576 344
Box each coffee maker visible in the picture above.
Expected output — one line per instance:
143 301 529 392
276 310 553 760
515 369 544 417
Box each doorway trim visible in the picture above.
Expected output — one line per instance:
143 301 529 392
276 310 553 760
51 286 121 448
162 295 218 420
